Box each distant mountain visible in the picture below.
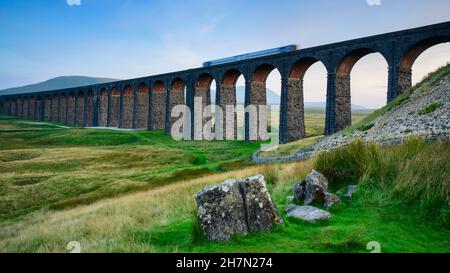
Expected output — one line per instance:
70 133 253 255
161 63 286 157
0 76 118 96
212 86 368 109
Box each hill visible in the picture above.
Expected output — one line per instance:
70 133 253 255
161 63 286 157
0 76 118 96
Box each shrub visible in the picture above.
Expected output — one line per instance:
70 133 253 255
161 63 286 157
314 138 449 224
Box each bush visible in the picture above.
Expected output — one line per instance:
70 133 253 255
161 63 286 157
314 138 450 224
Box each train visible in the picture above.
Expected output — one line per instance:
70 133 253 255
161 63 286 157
202 44 298 67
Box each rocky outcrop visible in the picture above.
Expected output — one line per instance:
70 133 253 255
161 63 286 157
195 174 282 241
313 74 450 153
285 204 331 222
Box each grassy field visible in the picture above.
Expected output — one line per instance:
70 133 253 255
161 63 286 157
0 102 448 253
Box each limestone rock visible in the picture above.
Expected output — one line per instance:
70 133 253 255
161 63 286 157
195 179 248 241
195 174 282 241
293 181 306 201
304 170 329 205
239 175 283 232
345 185 358 200
285 204 331 222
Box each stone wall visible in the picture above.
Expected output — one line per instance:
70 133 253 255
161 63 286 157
36 98 43 121
109 93 120 127
17 99 23 118
334 75 352 132
76 95 84 127
86 93 94 127
11 101 16 116
59 96 66 123
44 97 51 121
98 91 108 127
151 90 165 130
194 87 211 138
51 96 58 121
168 89 185 133
249 82 267 140
217 84 237 139
286 79 306 142
23 98 29 119
121 89 134 128
398 67 412 94
135 88 148 129
67 95 75 125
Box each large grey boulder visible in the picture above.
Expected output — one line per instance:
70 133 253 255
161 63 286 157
195 180 248 241
285 204 331 222
195 174 282 241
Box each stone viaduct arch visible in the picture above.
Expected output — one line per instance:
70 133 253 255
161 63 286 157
121 85 134 128
1 22 449 144
150 80 166 130
98 87 108 127
109 86 120 127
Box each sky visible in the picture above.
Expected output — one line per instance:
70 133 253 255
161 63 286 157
0 0 449 108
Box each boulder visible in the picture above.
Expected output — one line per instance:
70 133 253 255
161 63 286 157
304 170 329 205
285 204 331 222
195 180 248 242
239 175 283 232
195 174 282 241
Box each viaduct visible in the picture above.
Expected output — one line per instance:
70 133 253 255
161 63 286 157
1 21 449 143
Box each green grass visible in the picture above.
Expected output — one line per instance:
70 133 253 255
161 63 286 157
119 139 449 253
417 102 443 115
0 116 260 220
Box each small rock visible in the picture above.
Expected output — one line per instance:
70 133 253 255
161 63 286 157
324 192 341 210
285 205 331 222
304 170 329 205
286 196 294 202
345 185 358 200
293 181 305 201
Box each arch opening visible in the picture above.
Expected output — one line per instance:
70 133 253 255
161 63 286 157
86 90 94 127
23 97 29 119
151 81 166 130
249 64 280 141
286 57 328 142
98 88 108 127
58 94 66 123
217 69 243 140
399 37 450 92
51 94 58 121
121 85 134 128
76 91 85 127
166 78 186 133
135 83 149 129
17 97 23 118
44 95 51 121
109 87 120 127
334 48 388 132
36 95 43 121
194 73 214 139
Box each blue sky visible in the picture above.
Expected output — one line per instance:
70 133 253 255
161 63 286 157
0 0 449 108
